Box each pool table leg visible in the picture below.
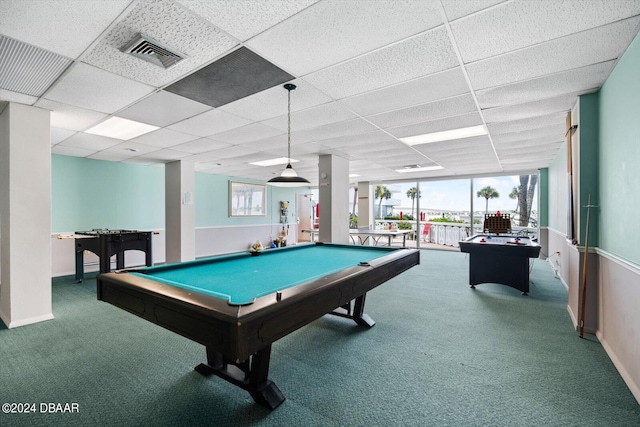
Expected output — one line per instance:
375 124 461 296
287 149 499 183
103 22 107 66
195 345 285 410
330 294 376 327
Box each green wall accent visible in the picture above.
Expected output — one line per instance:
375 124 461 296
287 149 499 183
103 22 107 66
598 31 640 265
52 155 306 233
52 155 165 232
538 168 549 227
578 93 599 247
195 173 302 227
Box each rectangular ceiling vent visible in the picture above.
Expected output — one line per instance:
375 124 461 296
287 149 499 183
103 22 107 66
121 34 186 69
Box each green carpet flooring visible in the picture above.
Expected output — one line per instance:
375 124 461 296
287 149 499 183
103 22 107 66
1 249 638 426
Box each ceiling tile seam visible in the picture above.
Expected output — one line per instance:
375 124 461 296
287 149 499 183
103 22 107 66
474 60 616 94
72 43 244 127
601 17 640 79
289 78 447 173
481 88 601 119
294 23 449 81
34 0 140 108
238 0 322 44
172 0 245 46
458 14 640 68
442 0 514 23
436 0 502 171
331 66 467 103
334 107 444 171
361 92 475 119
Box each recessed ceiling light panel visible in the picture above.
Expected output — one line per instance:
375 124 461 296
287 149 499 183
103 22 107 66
86 117 159 140
400 125 487 146
395 165 444 173
250 157 299 167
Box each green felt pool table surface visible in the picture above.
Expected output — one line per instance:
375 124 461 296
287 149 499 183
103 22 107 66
132 244 395 305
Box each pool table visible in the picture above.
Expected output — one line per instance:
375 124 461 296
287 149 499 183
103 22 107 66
459 234 541 295
97 242 419 409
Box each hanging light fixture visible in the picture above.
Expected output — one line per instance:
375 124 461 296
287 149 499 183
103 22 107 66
267 83 310 187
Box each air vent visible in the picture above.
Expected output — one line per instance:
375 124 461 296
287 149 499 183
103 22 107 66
121 34 185 69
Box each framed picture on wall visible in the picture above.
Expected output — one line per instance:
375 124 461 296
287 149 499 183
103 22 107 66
229 181 267 217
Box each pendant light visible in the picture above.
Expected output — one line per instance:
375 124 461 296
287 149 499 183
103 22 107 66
267 83 310 187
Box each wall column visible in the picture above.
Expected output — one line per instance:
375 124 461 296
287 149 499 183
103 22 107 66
0 103 53 328
318 155 349 244
165 160 195 263
357 181 373 229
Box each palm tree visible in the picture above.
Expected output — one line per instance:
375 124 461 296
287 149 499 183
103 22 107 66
509 186 520 213
406 187 420 218
476 186 499 214
375 185 391 219
517 174 538 226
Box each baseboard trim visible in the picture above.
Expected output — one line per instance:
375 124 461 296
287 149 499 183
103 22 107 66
598 331 640 404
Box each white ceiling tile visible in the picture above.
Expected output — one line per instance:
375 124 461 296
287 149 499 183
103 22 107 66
5 1 638 182
99 141 163 156
247 0 443 76
88 151 139 162
292 118 379 144
177 0 319 42
121 157 166 166
318 131 397 149
87 151 135 162
51 145 97 157
171 138 232 154
441 0 507 21
82 0 239 87
144 149 193 161
303 27 459 99
50 127 76 145
288 142 329 155
117 91 213 127
482 92 581 123
0 89 38 105
487 112 566 135
452 0 640 63
385 112 484 138
491 124 566 145
495 135 564 150
130 128 199 148
219 79 332 121
59 132 123 151
35 99 108 131
237 134 289 151
0 0 132 58
497 142 562 157
476 61 615 109
262 102 357 131
367 94 477 129
466 17 640 89
210 123 283 144
45 63 156 114
200 145 259 159
340 67 470 116
167 109 252 137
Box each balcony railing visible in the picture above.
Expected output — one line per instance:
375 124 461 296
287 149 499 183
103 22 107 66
372 220 537 248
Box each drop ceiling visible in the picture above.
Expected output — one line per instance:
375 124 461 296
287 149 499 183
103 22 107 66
1 0 639 186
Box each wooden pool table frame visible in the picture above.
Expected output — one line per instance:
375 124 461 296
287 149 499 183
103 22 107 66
97 243 419 409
